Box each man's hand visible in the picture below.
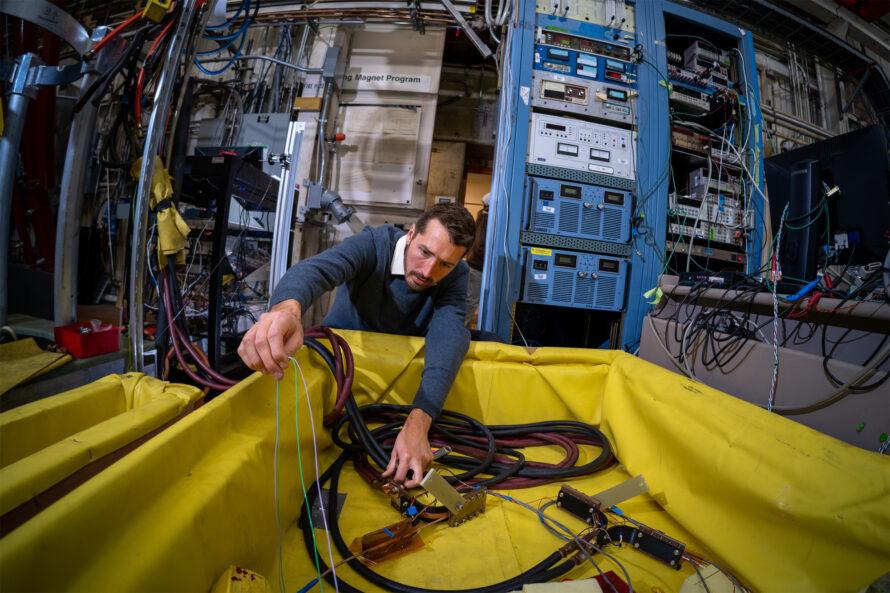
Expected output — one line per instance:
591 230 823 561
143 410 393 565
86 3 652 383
381 408 433 488
237 300 304 380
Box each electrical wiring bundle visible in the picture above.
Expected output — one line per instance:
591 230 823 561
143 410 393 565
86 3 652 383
275 328 753 592
285 328 639 593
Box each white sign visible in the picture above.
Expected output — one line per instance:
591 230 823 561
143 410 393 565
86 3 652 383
341 69 432 92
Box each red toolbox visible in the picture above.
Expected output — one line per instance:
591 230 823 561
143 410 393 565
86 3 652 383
53 323 120 358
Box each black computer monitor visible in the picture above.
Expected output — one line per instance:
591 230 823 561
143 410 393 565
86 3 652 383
764 125 890 284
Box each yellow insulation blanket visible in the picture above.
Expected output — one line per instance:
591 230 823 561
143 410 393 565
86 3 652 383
0 337 71 396
0 373 204 518
0 330 886 593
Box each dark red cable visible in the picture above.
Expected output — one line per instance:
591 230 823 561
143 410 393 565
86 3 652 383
161 269 237 389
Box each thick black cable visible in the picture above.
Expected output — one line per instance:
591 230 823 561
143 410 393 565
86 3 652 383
74 24 156 113
299 451 575 593
294 336 615 592
820 271 889 391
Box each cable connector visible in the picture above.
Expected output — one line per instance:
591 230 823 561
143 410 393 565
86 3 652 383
826 185 841 199
558 531 598 559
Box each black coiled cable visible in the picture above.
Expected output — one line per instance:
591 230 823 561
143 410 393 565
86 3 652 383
298 337 613 592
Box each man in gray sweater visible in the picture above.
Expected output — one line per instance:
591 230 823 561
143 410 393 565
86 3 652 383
238 203 476 487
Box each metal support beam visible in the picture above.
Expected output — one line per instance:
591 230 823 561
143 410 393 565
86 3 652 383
54 27 118 326
128 0 199 371
0 0 91 57
841 65 872 115
761 105 832 140
0 53 42 326
269 121 305 294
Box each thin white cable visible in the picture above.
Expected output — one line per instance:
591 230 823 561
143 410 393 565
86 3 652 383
183 220 211 295
768 203 789 411
290 356 339 592
496 0 512 26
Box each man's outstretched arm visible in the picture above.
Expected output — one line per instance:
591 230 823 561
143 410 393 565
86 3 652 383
238 227 377 378
381 265 471 487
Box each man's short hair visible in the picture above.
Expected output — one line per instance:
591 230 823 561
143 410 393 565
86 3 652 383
415 202 476 249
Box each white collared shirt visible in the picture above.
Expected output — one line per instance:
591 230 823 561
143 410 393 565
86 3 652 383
390 233 408 276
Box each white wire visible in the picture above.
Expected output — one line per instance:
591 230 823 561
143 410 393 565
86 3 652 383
290 356 339 592
496 0 512 26
183 220 212 295
768 203 789 411
487 491 633 592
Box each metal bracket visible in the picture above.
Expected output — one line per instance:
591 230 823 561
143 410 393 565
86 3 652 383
419 468 487 526
409 0 425 34
321 46 345 92
440 0 492 60
4 54 44 98
0 0 91 57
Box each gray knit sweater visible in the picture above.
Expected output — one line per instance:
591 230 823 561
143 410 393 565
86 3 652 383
270 225 470 418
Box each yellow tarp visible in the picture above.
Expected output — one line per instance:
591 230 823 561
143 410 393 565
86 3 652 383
0 373 204 518
130 156 190 268
0 330 887 593
0 338 71 396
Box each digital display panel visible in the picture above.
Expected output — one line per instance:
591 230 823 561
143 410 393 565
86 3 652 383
546 123 566 132
540 190 554 200
607 89 627 101
560 184 582 199
547 48 570 59
599 259 619 273
605 59 626 72
603 191 624 206
555 253 577 268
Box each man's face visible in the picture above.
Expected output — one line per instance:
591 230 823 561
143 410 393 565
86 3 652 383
403 218 466 291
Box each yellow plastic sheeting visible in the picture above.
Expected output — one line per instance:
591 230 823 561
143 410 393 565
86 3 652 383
0 338 71 396
600 355 890 592
0 373 203 518
0 330 887 593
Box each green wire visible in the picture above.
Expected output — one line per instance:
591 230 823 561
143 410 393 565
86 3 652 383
291 361 324 592
663 210 685 275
